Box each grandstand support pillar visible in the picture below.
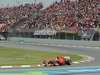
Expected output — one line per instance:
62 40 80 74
65 33 67 39
53 34 56 39
99 32 100 41
73 34 75 40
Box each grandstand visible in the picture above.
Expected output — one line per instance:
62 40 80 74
0 0 100 40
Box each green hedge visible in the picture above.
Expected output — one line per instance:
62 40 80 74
8 32 81 40
53 32 81 40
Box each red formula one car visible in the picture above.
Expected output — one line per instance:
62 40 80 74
42 56 72 67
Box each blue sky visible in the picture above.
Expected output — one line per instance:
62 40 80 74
0 0 61 8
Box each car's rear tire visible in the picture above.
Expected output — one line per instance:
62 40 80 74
65 60 72 65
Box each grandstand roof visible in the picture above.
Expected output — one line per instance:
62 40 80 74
0 0 60 8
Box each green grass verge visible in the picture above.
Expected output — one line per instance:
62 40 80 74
0 71 48 75
0 47 82 66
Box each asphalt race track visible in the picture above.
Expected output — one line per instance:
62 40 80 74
0 38 100 75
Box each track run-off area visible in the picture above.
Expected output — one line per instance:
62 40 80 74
0 37 100 75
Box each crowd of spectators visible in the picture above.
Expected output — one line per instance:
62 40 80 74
0 0 99 35
43 0 78 33
0 2 43 32
78 0 97 34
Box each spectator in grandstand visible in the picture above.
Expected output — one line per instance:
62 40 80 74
0 0 98 35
